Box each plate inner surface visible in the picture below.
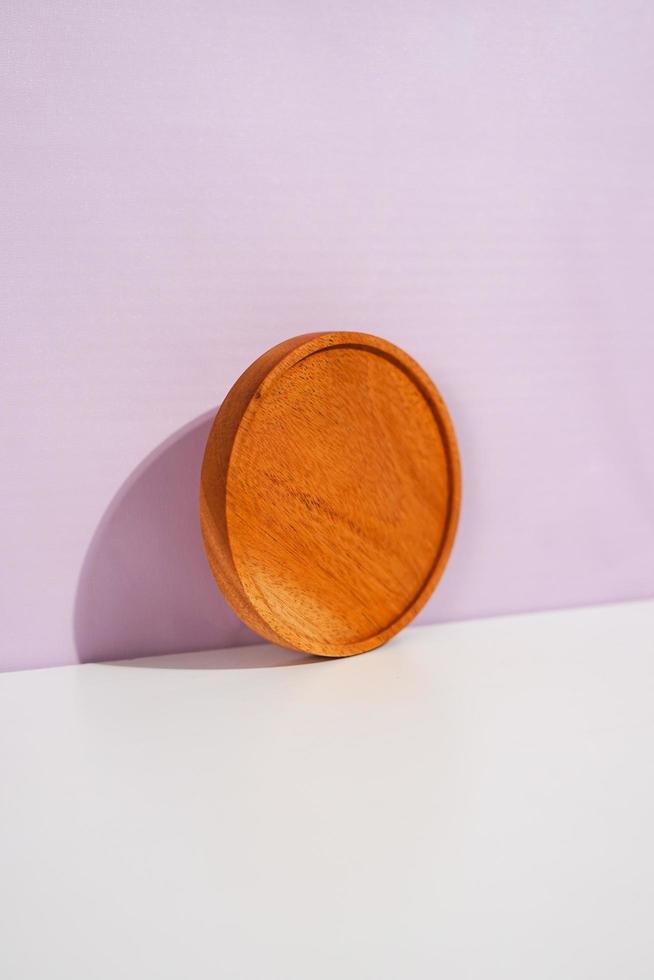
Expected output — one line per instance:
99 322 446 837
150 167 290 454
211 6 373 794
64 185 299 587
226 343 452 650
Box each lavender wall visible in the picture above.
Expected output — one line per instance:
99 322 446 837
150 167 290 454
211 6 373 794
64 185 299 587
3 1 653 672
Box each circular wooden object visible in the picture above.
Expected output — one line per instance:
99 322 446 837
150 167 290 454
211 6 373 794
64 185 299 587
200 332 461 657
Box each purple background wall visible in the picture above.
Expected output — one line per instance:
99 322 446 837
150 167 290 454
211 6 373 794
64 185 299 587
3 1 653 672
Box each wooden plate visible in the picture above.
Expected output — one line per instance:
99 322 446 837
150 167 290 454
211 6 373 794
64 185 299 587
200 332 461 657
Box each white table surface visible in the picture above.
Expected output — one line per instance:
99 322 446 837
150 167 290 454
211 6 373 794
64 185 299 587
1 600 653 980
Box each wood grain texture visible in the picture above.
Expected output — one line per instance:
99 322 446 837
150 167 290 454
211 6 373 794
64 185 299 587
200 332 461 656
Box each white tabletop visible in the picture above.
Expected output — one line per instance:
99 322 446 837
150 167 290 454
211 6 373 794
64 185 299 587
2 600 653 980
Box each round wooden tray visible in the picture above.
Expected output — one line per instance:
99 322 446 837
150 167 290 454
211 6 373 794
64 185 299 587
200 332 461 657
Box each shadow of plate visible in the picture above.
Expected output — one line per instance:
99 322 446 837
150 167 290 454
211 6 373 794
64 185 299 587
74 410 318 669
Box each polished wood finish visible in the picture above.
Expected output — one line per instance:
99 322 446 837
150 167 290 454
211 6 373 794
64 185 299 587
200 332 461 656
